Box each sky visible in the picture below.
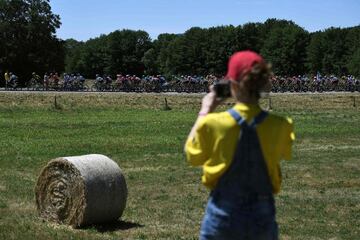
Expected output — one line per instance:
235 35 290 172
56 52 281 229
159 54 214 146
50 0 360 41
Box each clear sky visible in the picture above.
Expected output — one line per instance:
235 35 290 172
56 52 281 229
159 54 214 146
50 0 360 41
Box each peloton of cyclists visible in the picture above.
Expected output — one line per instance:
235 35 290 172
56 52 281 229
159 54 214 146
5 71 360 92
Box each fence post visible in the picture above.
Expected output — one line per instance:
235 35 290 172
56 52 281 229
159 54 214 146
268 97 272 110
163 98 171 111
54 95 61 109
353 96 356 108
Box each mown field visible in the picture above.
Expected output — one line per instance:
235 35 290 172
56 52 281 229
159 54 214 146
0 92 359 240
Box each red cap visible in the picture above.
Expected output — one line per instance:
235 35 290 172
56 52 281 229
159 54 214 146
226 51 264 81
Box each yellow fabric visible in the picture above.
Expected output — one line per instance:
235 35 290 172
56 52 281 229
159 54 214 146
185 103 295 194
4 72 10 81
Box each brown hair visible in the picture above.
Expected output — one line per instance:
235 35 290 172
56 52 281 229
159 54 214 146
239 62 272 99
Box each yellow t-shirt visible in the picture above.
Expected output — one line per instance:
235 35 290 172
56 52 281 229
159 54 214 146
185 103 295 194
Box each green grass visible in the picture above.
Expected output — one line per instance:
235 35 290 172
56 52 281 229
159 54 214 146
0 92 359 239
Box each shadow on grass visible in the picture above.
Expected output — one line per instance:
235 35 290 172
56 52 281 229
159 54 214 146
86 220 144 233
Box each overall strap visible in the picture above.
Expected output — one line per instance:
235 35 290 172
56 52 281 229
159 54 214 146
227 109 246 127
214 108 273 199
228 108 268 128
249 110 268 127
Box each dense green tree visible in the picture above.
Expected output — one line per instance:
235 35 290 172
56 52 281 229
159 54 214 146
0 0 64 84
307 28 353 75
347 48 360 77
205 26 237 75
64 30 152 77
236 23 263 52
78 35 108 77
181 27 208 74
261 21 309 75
64 38 84 73
345 26 360 77
162 36 188 75
306 32 325 73
155 34 179 71
321 28 348 75
154 26 237 76
142 48 158 75
106 30 151 75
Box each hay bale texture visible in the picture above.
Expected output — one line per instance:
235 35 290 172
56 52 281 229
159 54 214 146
35 154 127 228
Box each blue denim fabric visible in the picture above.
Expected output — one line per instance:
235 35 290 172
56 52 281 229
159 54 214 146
199 109 278 240
200 195 278 240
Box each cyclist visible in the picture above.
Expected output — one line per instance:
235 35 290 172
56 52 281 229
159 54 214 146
32 72 41 83
105 74 112 84
53 73 60 87
95 74 104 83
43 73 49 89
77 73 85 83
63 73 70 88
9 72 18 88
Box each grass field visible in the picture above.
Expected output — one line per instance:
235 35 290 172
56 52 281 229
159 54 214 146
0 92 359 240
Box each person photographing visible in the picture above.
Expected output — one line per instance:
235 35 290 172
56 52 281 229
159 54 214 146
185 51 295 240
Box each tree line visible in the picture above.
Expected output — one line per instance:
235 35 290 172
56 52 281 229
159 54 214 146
1 0 360 86
65 21 360 78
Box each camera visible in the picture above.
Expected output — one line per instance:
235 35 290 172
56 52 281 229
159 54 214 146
214 80 231 98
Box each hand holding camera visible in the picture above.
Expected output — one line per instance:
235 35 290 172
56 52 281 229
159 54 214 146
213 80 231 98
199 81 231 116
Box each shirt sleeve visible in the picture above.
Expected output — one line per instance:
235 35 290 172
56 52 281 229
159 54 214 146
184 117 211 166
282 117 295 161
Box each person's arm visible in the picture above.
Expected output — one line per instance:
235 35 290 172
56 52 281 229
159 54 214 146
187 87 223 140
185 87 225 166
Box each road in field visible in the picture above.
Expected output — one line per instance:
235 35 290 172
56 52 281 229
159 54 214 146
0 88 358 96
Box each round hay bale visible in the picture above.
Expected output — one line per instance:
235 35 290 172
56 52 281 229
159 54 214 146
35 154 127 228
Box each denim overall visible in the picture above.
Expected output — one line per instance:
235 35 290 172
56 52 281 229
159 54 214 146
200 109 278 240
